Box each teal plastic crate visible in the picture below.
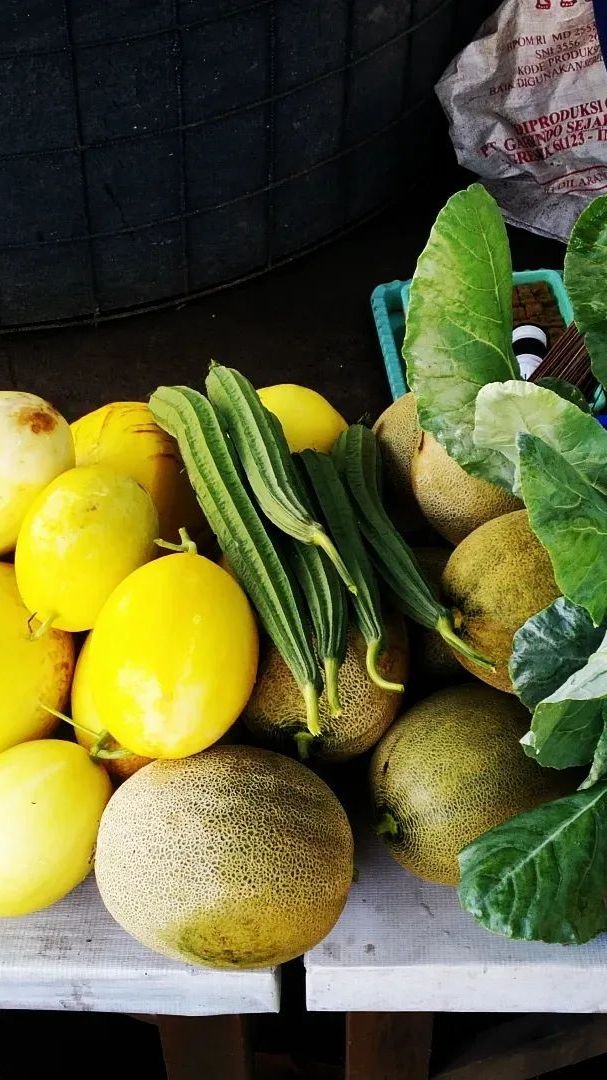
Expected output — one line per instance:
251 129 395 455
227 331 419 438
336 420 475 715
371 269 575 402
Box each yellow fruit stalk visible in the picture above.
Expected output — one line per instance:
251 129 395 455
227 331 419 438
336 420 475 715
0 563 75 753
71 401 206 545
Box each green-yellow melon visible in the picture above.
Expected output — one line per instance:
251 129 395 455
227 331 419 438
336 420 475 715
372 393 420 498
243 621 409 762
441 510 560 693
372 393 428 538
370 684 575 886
411 431 521 545
95 745 354 968
411 547 464 689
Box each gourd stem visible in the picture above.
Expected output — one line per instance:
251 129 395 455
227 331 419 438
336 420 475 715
155 527 198 555
303 681 322 737
376 812 399 838
294 730 315 761
366 639 404 694
28 612 57 640
436 614 495 673
324 657 342 718
311 530 358 595
40 704 135 762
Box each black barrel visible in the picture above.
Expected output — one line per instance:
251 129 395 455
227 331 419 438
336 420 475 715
0 0 498 329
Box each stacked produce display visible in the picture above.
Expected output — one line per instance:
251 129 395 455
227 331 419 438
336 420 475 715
2 182 607 968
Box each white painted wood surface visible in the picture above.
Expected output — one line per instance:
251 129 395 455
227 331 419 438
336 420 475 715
0 876 279 1015
306 822 607 1014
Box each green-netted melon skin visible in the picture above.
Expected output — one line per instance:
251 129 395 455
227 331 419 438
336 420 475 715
411 431 521 545
244 621 408 762
441 510 560 692
370 683 575 886
95 745 354 969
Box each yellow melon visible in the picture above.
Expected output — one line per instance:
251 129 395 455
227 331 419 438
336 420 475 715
71 401 206 545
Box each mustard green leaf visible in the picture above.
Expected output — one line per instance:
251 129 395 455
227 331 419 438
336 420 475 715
404 184 518 486
459 784 607 944
564 195 607 388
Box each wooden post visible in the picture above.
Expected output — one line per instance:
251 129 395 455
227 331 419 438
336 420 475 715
156 1014 253 1080
346 1012 434 1080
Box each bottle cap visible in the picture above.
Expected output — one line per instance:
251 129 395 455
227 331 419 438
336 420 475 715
512 324 547 380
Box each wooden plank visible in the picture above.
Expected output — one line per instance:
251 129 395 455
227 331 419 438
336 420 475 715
346 1012 433 1080
434 1014 607 1080
305 820 607 1013
0 876 280 1016
157 1014 253 1080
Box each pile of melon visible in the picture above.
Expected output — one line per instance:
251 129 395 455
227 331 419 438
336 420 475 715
0 379 570 970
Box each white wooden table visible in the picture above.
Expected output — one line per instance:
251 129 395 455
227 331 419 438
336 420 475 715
0 875 279 1080
305 821 607 1080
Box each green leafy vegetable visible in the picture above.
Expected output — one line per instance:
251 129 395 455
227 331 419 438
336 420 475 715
459 784 607 944
564 195 607 387
536 377 590 412
581 707 607 790
403 184 518 485
521 626 607 770
513 598 607 783
518 432 607 625
510 596 606 711
473 380 607 497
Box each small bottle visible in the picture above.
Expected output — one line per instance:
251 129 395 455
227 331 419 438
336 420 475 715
512 325 547 380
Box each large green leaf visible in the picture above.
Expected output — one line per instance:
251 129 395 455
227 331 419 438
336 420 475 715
474 380 607 497
510 597 606 711
518 433 607 625
522 627 607 770
580 707 607 790
536 377 590 413
564 195 607 388
458 784 607 944
403 184 518 485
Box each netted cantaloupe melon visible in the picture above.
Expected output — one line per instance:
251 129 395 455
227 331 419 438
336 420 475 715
372 393 429 538
372 393 420 498
370 684 575 886
411 431 521 545
243 621 409 762
441 510 560 693
95 745 354 968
